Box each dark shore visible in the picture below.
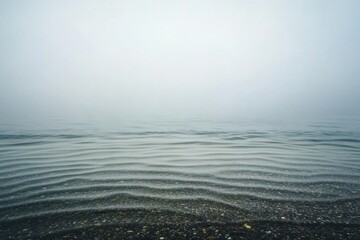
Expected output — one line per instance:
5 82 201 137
24 221 360 240
1 207 359 240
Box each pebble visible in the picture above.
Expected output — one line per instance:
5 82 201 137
207 236 218 240
243 223 251 229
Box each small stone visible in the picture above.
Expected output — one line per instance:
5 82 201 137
207 236 218 240
243 223 251 230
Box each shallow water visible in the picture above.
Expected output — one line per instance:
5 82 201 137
0 119 359 239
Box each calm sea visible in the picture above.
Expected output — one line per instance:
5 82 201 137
0 119 359 239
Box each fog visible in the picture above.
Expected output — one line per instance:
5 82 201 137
1 0 360 121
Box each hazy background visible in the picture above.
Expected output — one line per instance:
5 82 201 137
1 0 360 122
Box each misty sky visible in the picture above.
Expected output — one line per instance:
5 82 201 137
0 0 360 121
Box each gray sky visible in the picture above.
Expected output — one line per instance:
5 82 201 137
1 0 360 121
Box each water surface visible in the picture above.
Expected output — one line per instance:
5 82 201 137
0 119 359 239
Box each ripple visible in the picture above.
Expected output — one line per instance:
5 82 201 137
1 121 360 239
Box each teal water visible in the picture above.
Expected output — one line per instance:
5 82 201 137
0 119 359 239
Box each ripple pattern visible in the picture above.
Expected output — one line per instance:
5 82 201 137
0 121 360 239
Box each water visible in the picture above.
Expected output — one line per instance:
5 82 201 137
0 119 359 239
